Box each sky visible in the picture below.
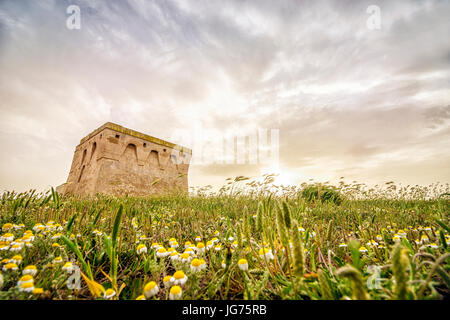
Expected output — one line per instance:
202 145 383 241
0 0 449 193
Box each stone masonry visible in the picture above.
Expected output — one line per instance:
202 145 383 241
58 122 191 196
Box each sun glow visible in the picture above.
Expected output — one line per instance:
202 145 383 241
260 165 300 187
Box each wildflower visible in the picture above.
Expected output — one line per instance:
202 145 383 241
171 270 188 285
169 285 182 300
2 223 13 232
190 258 206 272
22 234 34 242
195 236 201 242
53 256 63 264
1 233 14 242
170 241 179 249
0 243 9 251
179 252 192 263
33 224 45 233
52 242 60 248
23 265 38 276
359 246 368 253
214 244 222 251
18 281 35 293
214 231 220 236
151 243 161 250
103 288 116 299
170 251 180 261
424 227 432 232
231 241 238 249
258 248 274 260
9 242 23 252
339 243 347 248
11 255 22 264
32 288 43 294
211 237 219 244
17 275 34 286
393 235 401 243
397 230 406 237
62 262 74 273
298 226 305 232
196 242 205 254
92 229 103 236
3 263 18 271
428 243 439 249
156 247 169 258
136 244 147 255
163 275 172 288
376 235 383 241
238 259 248 271
366 240 378 247
52 233 62 240
221 260 226 268
136 295 145 300
143 281 159 298
206 241 213 251
420 235 429 243
228 236 234 242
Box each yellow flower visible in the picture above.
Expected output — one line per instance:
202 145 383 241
103 288 116 299
171 270 188 285
32 288 44 294
3 263 18 271
143 281 159 298
169 285 182 300
238 259 248 271
163 275 172 288
136 244 147 254
2 223 13 231
190 258 206 272
23 265 38 276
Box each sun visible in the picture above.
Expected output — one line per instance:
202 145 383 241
260 165 300 187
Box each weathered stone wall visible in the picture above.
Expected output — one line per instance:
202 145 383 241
61 122 191 196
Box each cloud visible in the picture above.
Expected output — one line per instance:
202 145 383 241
0 0 449 192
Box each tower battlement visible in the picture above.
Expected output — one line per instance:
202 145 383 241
59 122 191 196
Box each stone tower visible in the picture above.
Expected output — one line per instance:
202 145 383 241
58 122 191 196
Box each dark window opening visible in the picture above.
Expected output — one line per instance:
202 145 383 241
115 134 120 139
143 143 147 147
90 142 97 161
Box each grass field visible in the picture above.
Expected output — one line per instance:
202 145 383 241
0 178 449 300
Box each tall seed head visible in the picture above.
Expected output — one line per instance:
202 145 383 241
391 244 410 300
291 219 305 277
318 269 334 300
337 265 370 300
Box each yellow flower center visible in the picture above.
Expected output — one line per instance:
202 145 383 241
20 275 33 282
180 253 190 259
21 282 34 289
144 281 156 291
173 270 185 279
191 259 202 267
238 259 248 265
163 275 172 282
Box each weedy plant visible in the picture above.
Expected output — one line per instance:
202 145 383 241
0 180 448 300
